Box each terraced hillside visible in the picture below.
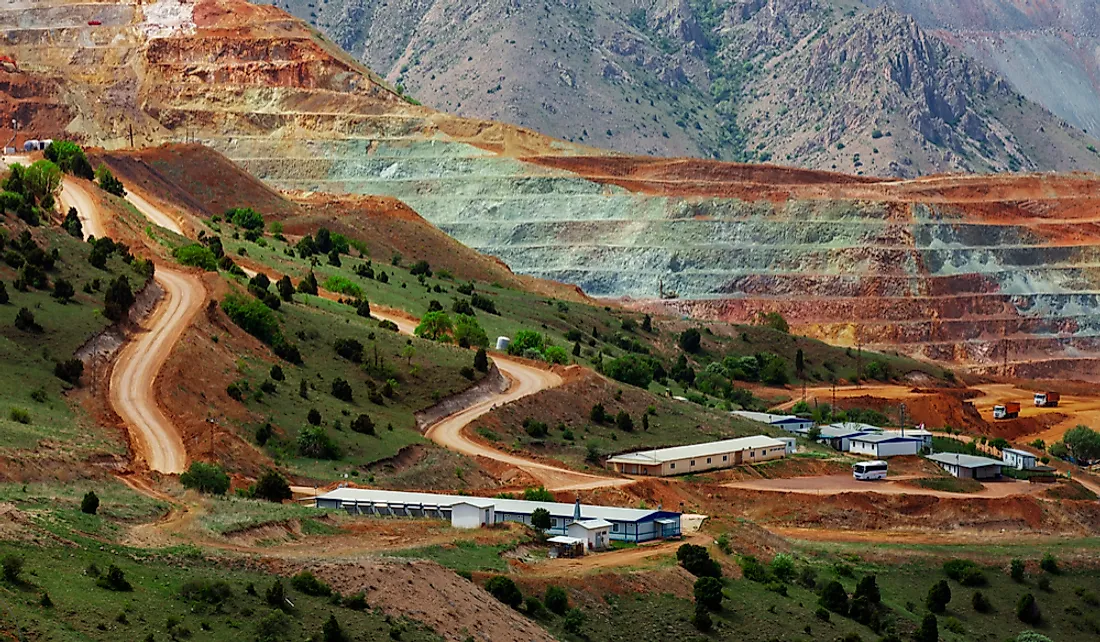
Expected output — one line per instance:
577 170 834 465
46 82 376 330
5 0 1100 378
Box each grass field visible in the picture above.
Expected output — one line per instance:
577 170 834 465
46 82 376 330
0 223 139 458
390 539 514 574
0 541 442 642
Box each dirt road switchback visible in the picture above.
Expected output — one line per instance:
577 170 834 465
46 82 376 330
110 268 203 474
58 178 107 240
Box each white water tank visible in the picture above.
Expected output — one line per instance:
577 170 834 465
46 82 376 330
495 336 510 351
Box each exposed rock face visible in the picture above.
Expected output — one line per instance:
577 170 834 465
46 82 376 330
8 0 1100 378
262 0 1100 176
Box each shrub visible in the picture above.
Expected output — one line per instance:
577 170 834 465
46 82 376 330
251 469 292 502
414 311 453 341
265 579 287 609
678 328 701 353
96 565 132 591
1017 593 1041 624
453 314 488 348
694 576 724 611
104 275 135 322
972 590 992 613
226 207 264 230
51 278 75 302
351 414 375 436
927 579 951 614
1 554 24 583
589 403 607 423
691 604 712 632
677 543 721 578
14 307 42 332
45 140 94 178
95 165 125 196
1010 558 1025 582
915 613 938 642
485 575 522 608
181 579 233 605
738 555 769 583
530 507 552 530
255 422 274 446
180 461 231 495
470 293 498 315
54 358 84 385
524 596 543 616
174 244 218 270
944 559 987 586
297 426 340 459
563 608 586 635
322 615 346 642
256 611 292 641
1039 553 1059 574
853 574 880 603
814 607 830 622
615 410 633 432
331 378 353 402
819 580 849 615
9 407 30 424
290 570 332 596
604 354 654 388
1037 576 1051 592
80 490 99 515
344 592 368 610
544 586 569 615
770 553 795 583
544 345 569 364
522 486 554 502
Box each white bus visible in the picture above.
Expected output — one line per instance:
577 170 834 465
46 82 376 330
853 460 888 481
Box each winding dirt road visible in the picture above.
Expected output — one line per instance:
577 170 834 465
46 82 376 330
65 179 201 474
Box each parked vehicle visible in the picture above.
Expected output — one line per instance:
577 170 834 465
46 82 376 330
853 460 888 481
994 402 1021 420
1034 392 1060 407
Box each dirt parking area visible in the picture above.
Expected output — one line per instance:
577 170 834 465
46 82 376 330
724 474 1047 499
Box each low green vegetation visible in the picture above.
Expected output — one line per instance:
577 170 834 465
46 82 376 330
391 539 513 573
910 477 985 494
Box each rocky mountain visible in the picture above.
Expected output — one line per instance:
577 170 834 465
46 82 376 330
266 0 1100 177
9 0 1100 377
869 0 1100 138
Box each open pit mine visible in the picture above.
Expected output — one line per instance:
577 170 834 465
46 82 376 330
4 0 1100 378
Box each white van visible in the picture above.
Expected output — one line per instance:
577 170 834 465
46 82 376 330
853 460 888 481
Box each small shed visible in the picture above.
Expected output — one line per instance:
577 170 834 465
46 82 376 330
777 437 797 455
547 536 586 558
495 336 510 351
1002 448 1037 470
450 499 495 529
817 425 871 451
567 518 612 551
849 434 923 458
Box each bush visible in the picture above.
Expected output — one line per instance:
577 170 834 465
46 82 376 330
322 615 346 642
52 278 74 302
104 275 135 322
819 580 849 615
915 613 938 642
290 570 332 596
14 307 42 332
524 596 543 616
351 414 375 436
471 293 498 315
678 328 701 353
694 576 724 611
1039 553 1059 574
81 490 99 515
615 410 633 432
1010 558 1025 582
227 207 264 230
770 553 795 583
343 592 368 610
589 403 607 423
96 565 132 591
297 426 340 459
544 585 569 615
944 559 987 586
738 555 769 583
814 607 830 622
454 314 488 348
972 591 992 613
45 140 93 179
252 469 292 502
181 579 233 605
604 354 654 387
473 348 489 372
691 604 712 632
677 543 721 578
522 486 554 502
1 554 24 583
265 579 288 609
95 165 125 196
255 422 274 446
54 358 84 385
485 575 522 608
174 244 218 270
180 461 231 495
331 378 353 402
414 311 453 341
563 608 586 635
927 579 951 613
9 407 30 424
1016 593 1041 624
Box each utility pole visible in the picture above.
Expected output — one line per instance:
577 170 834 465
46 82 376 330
128 123 134 149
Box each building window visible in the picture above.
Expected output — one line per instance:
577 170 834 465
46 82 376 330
722 455 727 461
670 463 675 469
612 523 621 532
690 460 696 466
706 457 711 464
550 518 557 527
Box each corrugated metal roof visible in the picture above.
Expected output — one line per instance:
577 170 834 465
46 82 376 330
817 425 869 438
606 435 785 464
730 411 806 424
851 433 923 444
569 519 612 530
316 487 674 522
1002 448 1035 457
927 453 1004 468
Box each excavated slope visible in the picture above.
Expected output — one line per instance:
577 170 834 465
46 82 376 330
5 0 1100 377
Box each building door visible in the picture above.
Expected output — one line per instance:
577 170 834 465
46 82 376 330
734 451 743 465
